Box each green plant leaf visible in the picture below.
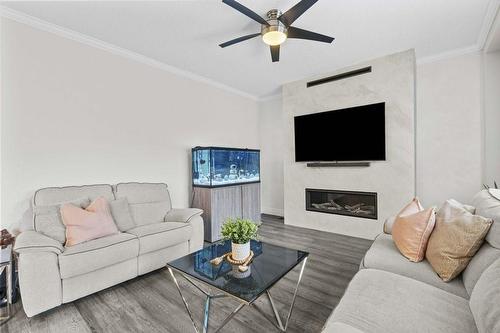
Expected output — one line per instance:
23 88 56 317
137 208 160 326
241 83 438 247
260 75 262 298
220 217 261 244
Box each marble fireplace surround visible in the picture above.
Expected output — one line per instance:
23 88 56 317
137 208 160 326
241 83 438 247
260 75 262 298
283 50 416 240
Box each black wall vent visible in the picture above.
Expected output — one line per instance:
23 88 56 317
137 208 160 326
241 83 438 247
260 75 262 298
307 66 372 88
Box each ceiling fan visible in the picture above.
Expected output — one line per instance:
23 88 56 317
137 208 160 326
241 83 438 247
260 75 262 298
219 0 334 62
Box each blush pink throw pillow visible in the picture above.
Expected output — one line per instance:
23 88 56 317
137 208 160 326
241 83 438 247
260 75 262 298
397 197 424 217
391 198 436 262
61 197 119 247
393 208 436 262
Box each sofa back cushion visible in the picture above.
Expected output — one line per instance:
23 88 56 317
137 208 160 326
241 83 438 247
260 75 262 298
472 190 500 248
463 243 500 296
34 197 90 244
109 198 136 232
462 190 500 296
114 183 171 226
34 184 114 206
33 184 114 243
469 257 500 333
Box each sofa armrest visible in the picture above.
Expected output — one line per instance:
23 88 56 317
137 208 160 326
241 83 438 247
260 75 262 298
15 231 63 316
165 208 203 223
14 230 64 255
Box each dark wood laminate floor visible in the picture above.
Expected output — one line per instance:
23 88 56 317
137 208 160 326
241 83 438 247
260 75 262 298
3 215 372 333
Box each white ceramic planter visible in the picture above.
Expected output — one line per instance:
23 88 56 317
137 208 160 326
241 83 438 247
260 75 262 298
231 241 250 261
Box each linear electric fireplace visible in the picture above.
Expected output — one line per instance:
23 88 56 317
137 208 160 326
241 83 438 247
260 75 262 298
305 189 377 220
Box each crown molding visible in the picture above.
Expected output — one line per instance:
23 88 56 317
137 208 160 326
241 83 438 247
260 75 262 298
258 93 282 102
416 45 481 65
0 5 259 101
2 3 500 97
414 0 500 65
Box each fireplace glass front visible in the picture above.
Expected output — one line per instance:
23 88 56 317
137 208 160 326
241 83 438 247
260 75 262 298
305 189 377 219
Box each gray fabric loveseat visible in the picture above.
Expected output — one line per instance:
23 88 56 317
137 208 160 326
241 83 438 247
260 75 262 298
14 182 204 317
323 190 500 333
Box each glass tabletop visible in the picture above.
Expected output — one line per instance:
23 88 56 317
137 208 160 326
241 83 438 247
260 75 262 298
167 240 308 304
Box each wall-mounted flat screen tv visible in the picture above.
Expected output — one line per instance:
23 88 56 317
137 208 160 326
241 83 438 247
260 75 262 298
294 102 386 162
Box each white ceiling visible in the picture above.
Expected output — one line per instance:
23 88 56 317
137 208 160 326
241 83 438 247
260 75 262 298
1 0 496 98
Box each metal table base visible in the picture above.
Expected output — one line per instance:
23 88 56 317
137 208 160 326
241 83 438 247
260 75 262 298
167 257 307 333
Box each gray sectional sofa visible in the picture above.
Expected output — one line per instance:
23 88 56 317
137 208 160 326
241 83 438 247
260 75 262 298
323 190 500 333
14 182 204 317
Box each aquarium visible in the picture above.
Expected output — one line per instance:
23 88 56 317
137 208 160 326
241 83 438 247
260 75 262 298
192 147 260 187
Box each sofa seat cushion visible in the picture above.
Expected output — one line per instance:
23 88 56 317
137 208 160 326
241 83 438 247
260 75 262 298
126 222 192 255
330 269 477 333
59 233 139 279
363 233 468 298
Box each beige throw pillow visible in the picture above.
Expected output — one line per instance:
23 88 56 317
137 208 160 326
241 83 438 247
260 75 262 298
426 200 493 282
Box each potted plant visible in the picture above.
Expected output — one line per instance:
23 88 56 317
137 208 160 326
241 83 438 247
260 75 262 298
221 218 260 261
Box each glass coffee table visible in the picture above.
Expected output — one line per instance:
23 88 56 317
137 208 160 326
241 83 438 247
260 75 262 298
167 240 309 333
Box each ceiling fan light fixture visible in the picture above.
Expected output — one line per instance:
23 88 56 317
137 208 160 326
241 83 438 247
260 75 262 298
261 13 287 46
262 30 287 46
219 1 334 62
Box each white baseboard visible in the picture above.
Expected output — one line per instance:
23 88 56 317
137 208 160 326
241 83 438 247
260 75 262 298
261 207 284 217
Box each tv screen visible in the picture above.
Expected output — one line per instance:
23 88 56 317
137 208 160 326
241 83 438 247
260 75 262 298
294 102 386 162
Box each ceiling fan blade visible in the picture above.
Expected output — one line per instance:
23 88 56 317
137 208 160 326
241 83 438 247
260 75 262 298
222 0 269 26
270 45 280 62
219 33 261 48
287 26 334 43
279 0 319 26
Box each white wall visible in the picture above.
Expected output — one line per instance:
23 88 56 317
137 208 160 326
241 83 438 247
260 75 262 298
483 51 500 186
416 53 483 207
1 18 260 230
259 52 486 221
282 50 416 240
258 97 284 216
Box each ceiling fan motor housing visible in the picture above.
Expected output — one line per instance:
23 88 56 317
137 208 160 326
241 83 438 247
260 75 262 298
261 9 287 37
